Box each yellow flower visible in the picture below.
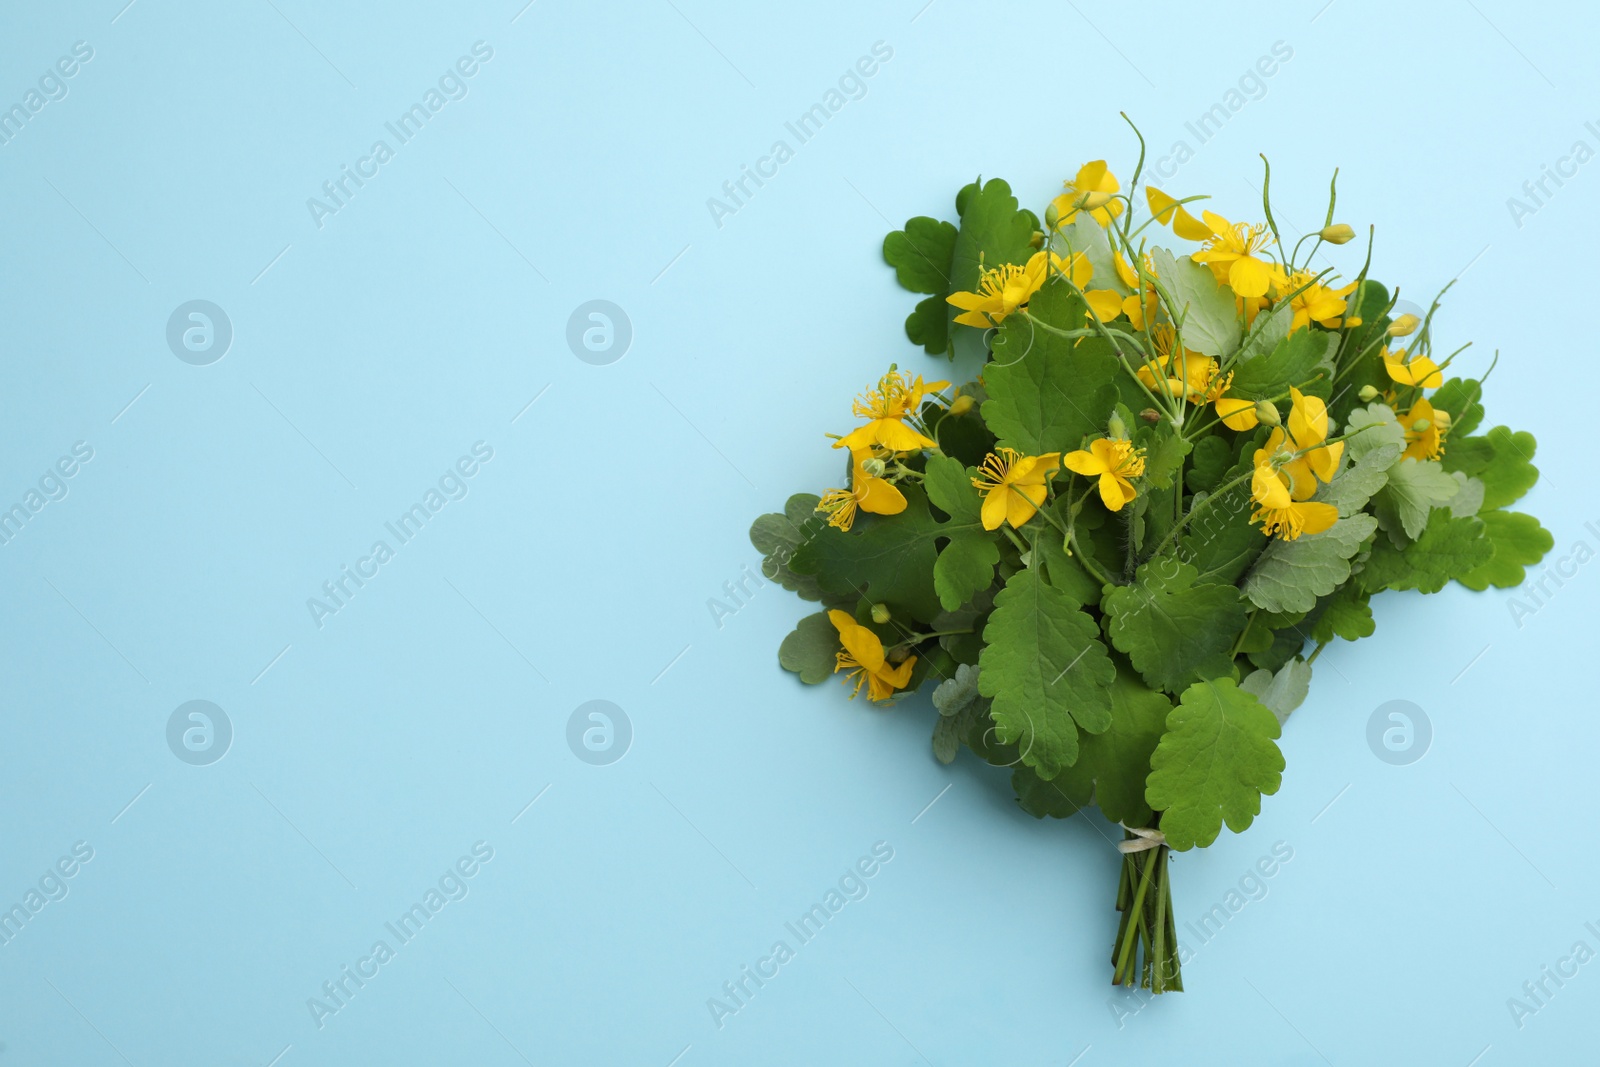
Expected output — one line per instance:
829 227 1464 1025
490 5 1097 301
1139 325 1218 403
1115 251 1160 330
947 250 1061 327
828 609 916 703
834 370 949 452
1283 386 1344 488
1382 346 1444 389
971 448 1061 530
1051 160 1124 228
1064 438 1146 512
816 449 907 531
1145 187 1213 241
1400 397 1449 461
1191 212 1277 298
1249 461 1338 541
1277 270 1357 332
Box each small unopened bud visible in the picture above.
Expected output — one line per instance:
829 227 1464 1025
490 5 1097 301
870 603 891 625
1043 202 1061 230
861 457 888 478
1255 401 1281 427
1388 314 1420 337
1411 419 1432 433
1357 385 1380 402
1029 230 1045 249
1107 411 1129 440
1076 190 1114 210
1433 410 1453 432
947 394 976 417
1319 223 1355 245
1139 408 1161 423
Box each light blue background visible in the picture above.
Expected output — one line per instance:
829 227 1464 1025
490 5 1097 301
1 1 1594 1063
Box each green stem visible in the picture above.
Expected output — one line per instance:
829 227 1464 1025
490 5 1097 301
1114 846 1160 982
1148 466 1256 560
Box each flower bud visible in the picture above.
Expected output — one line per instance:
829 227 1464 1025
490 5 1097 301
1357 385 1380 402
1043 202 1061 230
1255 401 1282 427
861 457 888 478
1076 190 1114 210
948 394 976 417
1433 410 1453 432
1388 314 1420 337
1411 418 1432 433
1319 223 1355 245
1029 230 1045 249
1139 408 1161 423
1107 411 1129 440
870 603 891 625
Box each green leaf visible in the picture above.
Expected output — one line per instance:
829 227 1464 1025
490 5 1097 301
883 216 960 356
1035 520 1103 606
1012 763 1088 819
1240 658 1312 725
1103 560 1248 694
1474 427 1540 510
1431 378 1485 438
1135 423 1191 491
1044 666 1173 826
923 455 1001 611
949 178 1038 300
1227 328 1337 401
932 662 981 716
981 279 1120 453
778 612 838 684
1310 585 1375 644
1242 514 1379 613
1455 511 1554 591
1146 678 1285 851
1181 476 1265 585
1148 247 1242 357
1441 434 1494 475
749 495 830 603
1374 459 1459 543
883 216 957 295
1359 510 1494 594
904 295 951 356
978 564 1116 780
932 665 987 764
1448 472 1486 517
1185 435 1232 493
1234 297 1294 365
1321 404 1405 515
790 485 944 620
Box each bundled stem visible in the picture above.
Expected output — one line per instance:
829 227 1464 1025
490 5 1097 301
1110 834 1182 992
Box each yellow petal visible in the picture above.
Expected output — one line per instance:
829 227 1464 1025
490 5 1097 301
980 486 1008 531
857 477 906 516
1085 288 1124 323
1216 397 1259 430
1005 482 1047 528
1287 388 1329 447
1098 471 1129 511
1228 255 1273 299
871 420 937 451
1251 464 1291 509
828 610 886 672
1063 449 1104 476
1294 501 1339 537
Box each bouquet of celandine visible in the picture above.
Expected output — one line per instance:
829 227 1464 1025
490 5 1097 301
749 128 1551 991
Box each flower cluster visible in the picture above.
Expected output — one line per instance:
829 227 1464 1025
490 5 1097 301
752 137 1548 994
